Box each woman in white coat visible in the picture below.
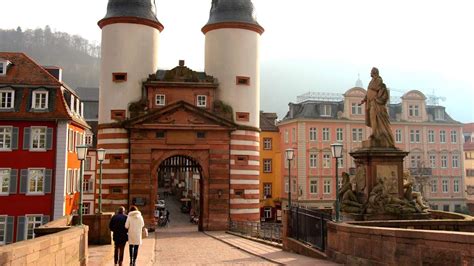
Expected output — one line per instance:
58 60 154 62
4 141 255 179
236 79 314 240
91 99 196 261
125 205 145 265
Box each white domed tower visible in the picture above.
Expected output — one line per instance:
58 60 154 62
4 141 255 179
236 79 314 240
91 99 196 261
202 0 264 222
98 0 163 124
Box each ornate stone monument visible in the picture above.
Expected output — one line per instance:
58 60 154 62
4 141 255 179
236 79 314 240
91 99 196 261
343 67 429 220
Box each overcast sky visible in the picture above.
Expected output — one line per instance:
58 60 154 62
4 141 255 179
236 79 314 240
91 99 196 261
3 0 474 122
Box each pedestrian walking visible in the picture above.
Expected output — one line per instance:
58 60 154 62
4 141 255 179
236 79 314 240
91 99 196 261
109 206 128 266
125 205 145 266
166 209 170 224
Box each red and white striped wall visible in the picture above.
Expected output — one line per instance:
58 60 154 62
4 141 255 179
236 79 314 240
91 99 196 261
229 130 260 221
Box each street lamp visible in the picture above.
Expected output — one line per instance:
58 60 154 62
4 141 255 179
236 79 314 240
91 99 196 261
76 145 88 225
96 148 106 214
330 143 343 222
285 148 295 211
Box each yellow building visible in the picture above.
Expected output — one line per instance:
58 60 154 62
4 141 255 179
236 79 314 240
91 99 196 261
259 112 282 222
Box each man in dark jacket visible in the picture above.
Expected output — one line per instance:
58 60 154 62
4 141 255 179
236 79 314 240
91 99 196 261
109 206 128 266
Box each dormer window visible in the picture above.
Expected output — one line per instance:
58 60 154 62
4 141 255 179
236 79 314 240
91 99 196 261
196 95 207 107
0 89 14 109
155 94 165 106
408 104 419 117
351 103 362 115
321 105 331 117
70 95 75 113
32 90 48 110
0 60 11 76
435 108 445 121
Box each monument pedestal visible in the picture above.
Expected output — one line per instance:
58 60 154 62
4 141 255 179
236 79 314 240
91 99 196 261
350 146 408 203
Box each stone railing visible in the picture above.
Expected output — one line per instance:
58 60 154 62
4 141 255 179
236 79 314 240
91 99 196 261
327 221 474 265
0 225 88 265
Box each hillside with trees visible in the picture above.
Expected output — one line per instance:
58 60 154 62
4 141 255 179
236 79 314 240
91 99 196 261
0 26 100 89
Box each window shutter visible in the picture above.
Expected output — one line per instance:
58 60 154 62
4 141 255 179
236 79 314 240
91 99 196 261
9 169 17 194
42 215 50 225
20 169 28 194
16 216 26 241
6 216 14 244
11 127 19 150
46 128 53 150
44 169 52 193
23 127 30 150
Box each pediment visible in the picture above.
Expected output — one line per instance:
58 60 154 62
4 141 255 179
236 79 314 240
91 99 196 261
124 101 237 130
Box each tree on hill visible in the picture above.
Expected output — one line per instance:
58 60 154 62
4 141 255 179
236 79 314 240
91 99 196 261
0 26 100 89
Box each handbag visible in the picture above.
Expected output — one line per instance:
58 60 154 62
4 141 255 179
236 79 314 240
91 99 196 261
142 227 148 238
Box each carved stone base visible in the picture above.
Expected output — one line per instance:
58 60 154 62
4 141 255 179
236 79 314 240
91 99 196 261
342 212 431 221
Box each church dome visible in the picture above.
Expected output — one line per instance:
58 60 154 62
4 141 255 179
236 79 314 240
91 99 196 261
202 0 263 33
98 0 163 30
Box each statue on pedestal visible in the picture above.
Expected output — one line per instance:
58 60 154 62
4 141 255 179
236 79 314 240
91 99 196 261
360 67 395 148
338 172 363 213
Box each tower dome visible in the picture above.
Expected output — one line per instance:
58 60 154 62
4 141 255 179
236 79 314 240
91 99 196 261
202 0 264 34
98 0 163 31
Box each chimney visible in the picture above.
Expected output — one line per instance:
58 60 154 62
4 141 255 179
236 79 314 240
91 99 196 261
43 66 62 81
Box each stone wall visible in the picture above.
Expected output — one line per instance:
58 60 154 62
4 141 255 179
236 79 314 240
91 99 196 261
327 222 474 265
0 225 88 265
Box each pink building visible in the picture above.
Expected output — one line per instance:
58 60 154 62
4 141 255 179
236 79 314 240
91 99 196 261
278 87 465 211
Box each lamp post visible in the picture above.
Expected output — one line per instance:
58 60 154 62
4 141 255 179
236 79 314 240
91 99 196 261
76 145 88 225
96 148 106 214
330 143 343 222
285 148 295 211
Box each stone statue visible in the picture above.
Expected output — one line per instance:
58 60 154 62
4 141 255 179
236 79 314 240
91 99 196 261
365 177 386 214
338 172 363 213
403 171 429 212
360 67 395 148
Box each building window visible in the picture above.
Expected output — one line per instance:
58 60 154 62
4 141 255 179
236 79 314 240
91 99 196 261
429 155 436 168
323 179 331 194
28 169 44 194
263 159 272 173
337 157 344 168
351 103 362 115
156 131 165 139
85 134 93 146
321 105 331 117
110 110 126 120
352 128 363 142
443 205 450 211
32 91 48 110
309 128 317 141
196 131 206 139
452 155 459 168
263 207 272 219
155 94 165 106
0 62 3 74
263 183 272 198
0 169 10 194
31 127 47 150
441 155 448 168
83 178 94 193
0 90 14 109
82 203 90 215
454 180 460 193
236 112 250 122
322 128 330 141
395 129 402 143
112 72 127 82
284 129 288 144
0 216 6 244
440 130 446 143
323 154 331 168
236 76 250 85
309 153 318 168
68 129 74 152
435 109 445 120
466 169 474 177
336 128 343 142
111 186 123 194
85 157 92 171
409 105 419 117
442 179 448 193
26 215 43 240
263 138 272 150
431 180 437 193
410 155 421 168
196 95 207 107
0 127 12 150
291 128 296 143
428 130 435 143
310 179 318 194
284 181 289 193
410 130 421 143
450 130 457 143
